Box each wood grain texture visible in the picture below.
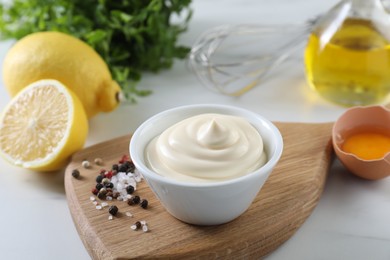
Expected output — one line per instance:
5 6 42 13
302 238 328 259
65 122 334 259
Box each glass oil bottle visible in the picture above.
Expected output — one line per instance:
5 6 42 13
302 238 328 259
304 0 390 106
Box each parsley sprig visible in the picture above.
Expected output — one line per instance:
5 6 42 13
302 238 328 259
0 0 192 102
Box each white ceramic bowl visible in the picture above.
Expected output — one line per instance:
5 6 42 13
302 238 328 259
130 104 283 225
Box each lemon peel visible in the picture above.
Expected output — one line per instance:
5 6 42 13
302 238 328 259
2 31 121 118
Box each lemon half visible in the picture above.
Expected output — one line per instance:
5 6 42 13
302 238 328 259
0 79 88 171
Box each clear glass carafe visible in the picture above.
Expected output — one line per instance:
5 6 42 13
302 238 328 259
305 0 390 106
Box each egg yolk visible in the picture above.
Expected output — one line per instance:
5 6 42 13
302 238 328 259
342 132 390 160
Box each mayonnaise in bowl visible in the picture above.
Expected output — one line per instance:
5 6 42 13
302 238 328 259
145 113 267 183
130 104 283 225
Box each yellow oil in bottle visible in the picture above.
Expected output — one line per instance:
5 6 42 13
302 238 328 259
305 18 390 106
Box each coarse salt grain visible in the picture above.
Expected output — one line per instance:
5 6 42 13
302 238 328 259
106 196 113 201
96 205 102 210
125 212 133 217
108 215 113 220
130 224 138 230
101 202 108 208
142 224 149 233
93 201 98 205
90 196 96 201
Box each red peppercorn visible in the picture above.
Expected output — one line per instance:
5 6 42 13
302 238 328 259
104 171 113 179
91 188 98 195
119 154 129 164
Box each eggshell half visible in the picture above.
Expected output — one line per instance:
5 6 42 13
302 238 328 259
332 106 390 180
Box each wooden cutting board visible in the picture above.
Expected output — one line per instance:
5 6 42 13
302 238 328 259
65 122 334 259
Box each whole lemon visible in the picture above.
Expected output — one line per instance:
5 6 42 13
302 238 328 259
2 31 121 118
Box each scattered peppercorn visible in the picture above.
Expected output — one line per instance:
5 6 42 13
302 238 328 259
108 205 119 216
110 191 118 199
119 155 129 164
126 185 135 194
111 164 119 171
91 188 98 195
94 158 103 165
105 182 114 189
96 175 104 183
112 164 119 171
135 221 142 229
118 164 128 173
140 199 148 209
71 169 80 179
102 178 110 185
82 160 90 168
104 171 113 179
96 183 104 190
97 192 106 200
128 195 140 205
126 161 135 173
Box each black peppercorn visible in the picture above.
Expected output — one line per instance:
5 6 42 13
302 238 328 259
108 205 119 216
126 185 135 194
96 175 104 183
127 195 141 206
96 183 104 190
118 163 128 173
140 199 148 209
135 221 141 229
97 192 106 200
112 164 119 171
71 169 80 179
128 161 136 173
105 182 114 189
124 161 135 173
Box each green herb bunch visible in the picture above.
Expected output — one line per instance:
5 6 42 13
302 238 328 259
0 0 192 101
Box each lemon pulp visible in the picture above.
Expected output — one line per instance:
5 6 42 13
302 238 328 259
0 79 88 171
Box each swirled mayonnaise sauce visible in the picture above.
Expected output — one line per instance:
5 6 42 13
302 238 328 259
145 113 267 182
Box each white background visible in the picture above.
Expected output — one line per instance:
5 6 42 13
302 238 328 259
1 0 390 259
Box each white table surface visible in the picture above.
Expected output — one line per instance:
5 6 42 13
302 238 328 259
1 0 390 259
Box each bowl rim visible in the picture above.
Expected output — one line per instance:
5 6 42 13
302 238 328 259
129 104 284 188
